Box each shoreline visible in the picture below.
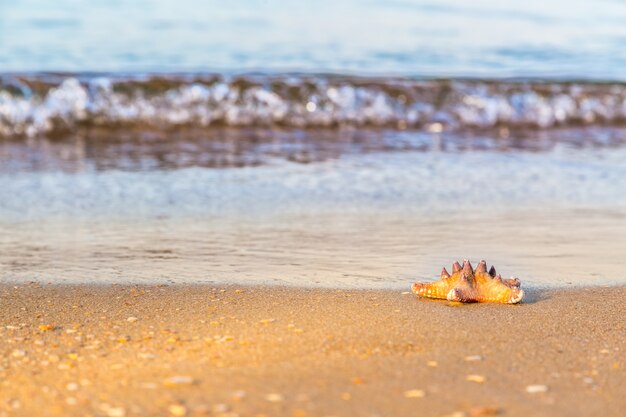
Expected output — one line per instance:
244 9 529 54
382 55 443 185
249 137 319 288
3 279 626 291
1 283 623 417
3 204 626 289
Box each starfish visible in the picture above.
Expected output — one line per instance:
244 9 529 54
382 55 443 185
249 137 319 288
411 260 524 304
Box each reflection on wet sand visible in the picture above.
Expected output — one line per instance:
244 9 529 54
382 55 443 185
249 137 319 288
2 126 626 172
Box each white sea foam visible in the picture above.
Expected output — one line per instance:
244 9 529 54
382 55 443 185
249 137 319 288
1 75 626 137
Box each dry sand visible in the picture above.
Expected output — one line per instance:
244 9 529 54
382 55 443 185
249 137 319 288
0 283 623 417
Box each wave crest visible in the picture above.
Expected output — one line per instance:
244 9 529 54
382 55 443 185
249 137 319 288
2 74 626 137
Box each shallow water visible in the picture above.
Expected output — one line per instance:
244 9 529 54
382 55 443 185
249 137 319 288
1 137 625 288
2 1 626 289
2 205 626 289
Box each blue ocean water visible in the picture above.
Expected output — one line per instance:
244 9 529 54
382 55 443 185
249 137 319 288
1 0 626 79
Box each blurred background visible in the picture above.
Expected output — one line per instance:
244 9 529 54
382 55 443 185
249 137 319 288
1 0 625 288
2 0 626 77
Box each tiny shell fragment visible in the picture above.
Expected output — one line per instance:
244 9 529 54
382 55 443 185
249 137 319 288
404 389 425 398
265 393 284 402
168 404 187 416
466 374 486 383
163 376 195 387
525 384 549 393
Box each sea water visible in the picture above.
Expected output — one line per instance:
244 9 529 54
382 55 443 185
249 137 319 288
2 0 626 78
1 0 626 288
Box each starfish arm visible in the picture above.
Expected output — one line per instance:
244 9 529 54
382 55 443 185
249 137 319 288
412 279 453 299
476 280 524 304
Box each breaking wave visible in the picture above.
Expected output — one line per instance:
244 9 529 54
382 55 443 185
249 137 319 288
2 73 626 138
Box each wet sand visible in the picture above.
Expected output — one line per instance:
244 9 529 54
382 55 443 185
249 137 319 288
3 206 626 288
0 283 623 417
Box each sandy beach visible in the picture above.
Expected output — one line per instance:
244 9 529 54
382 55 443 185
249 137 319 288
4 1 626 417
0 283 623 417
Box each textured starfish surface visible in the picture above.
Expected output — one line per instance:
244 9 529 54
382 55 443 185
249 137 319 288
412 260 524 304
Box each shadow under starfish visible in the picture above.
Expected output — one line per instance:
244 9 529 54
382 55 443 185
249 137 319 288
412 260 525 304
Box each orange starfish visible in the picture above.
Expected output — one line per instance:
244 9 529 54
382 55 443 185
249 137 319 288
411 260 524 304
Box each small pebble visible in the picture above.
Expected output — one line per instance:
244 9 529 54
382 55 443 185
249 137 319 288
66 382 79 391
138 352 156 360
102 405 126 417
525 384 549 393
216 335 234 342
265 393 284 402
427 360 438 367
163 376 195 387
126 317 139 323
464 355 483 362
168 404 187 416
12 350 26 358
404 389 425 398
466 375 486 383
